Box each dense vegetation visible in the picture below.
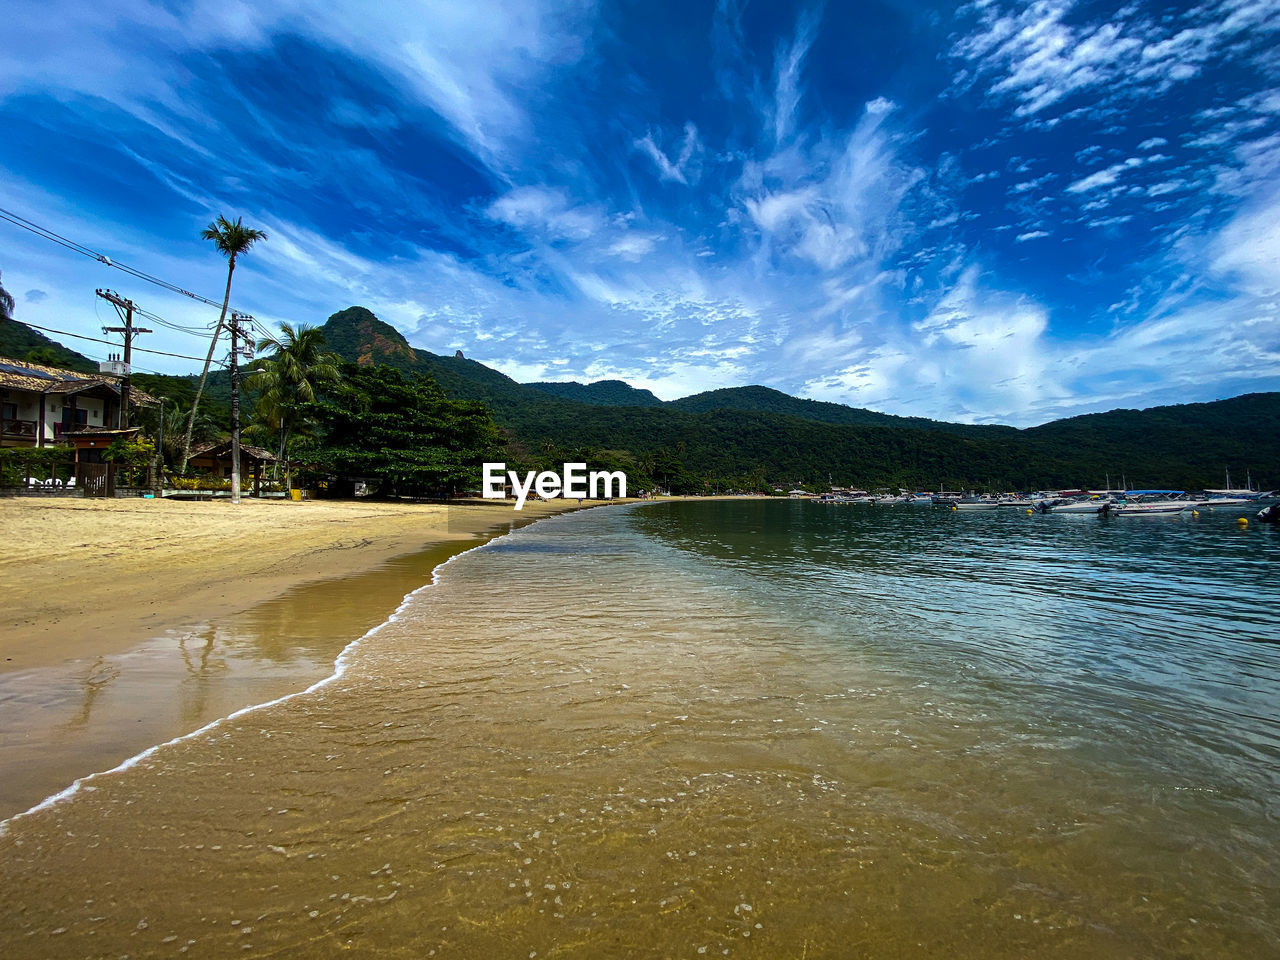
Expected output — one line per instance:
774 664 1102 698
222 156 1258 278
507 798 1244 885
0 315 98 373
526 379 664 407
4 302 1278 495
666 385 1018 439
313 307 1278 493
298 363 503 497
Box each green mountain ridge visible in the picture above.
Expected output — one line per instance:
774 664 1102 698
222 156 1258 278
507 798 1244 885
6 308 1277 492
315 307 1280 491
0 316 98 373
667 385 1018 439
526 379 664 407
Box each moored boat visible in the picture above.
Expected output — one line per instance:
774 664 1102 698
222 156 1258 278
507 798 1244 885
1035 496 1113 515
952 496 1001 510
1112 492 1200 517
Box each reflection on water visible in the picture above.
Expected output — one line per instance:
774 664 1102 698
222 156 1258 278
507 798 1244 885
0 539 480 819
0 501 1277 959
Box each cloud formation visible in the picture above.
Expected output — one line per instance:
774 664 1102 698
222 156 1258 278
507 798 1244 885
0 0 1277 427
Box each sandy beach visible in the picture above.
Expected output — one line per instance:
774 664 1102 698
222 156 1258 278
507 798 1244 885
0 495 586 817
1 496 580 670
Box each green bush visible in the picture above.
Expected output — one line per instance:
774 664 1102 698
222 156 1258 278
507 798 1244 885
0 446 74 486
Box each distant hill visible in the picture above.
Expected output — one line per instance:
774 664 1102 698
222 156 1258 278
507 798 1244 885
1021 393 1280 490
13 304 1278 492
527 379 664 407
313 305 1280 490
668 385 1017 439
0 316 98 373
317 307 566 414
318 306 419 368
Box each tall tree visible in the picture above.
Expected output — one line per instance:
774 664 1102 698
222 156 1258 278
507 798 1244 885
246 322 341 490
305 363 504 498
179 215 267 473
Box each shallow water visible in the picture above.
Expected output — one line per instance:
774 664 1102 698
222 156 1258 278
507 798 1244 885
0 534 508 819
1 501 1276 958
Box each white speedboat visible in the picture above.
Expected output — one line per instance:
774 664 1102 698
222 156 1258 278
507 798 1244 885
1112 493 1200 517
952 496 1001 510
1037 497 1112 514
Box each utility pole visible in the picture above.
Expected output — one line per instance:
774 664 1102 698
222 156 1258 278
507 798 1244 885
228 313 255 505
97 289 151 429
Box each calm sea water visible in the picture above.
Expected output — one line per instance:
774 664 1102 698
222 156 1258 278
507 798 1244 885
1 499 1276 958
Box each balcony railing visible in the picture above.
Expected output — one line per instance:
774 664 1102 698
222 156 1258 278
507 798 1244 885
1 418 38 440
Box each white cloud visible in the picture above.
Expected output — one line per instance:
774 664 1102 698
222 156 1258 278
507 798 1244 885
739 104 924 273
0 0 597 176
1066 156 1146 193
771 7 821 144
951 0 1280 121
1015 230 1050 242
607 234 661 261
487 186 603 241
1211 187 1280 296
634 123 702 185
797 267 1062 424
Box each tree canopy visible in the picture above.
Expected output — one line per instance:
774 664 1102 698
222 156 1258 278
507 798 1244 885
302 363 504 498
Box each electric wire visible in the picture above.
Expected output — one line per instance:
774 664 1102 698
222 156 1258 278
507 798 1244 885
18 321 227 366
0 206 229 309
3 207 288 355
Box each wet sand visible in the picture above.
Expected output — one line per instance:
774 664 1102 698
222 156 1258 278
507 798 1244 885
0 496 585 817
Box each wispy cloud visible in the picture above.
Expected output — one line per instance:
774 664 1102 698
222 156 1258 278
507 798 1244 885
634 123 703 185
771 6 822 144
2 0 1278 429
950 0 1280 120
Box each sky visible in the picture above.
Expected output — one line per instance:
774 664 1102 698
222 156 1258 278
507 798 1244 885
1 0 1278 427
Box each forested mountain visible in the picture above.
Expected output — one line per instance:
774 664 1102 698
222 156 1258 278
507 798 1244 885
667 385 1018 439
1021 393 1280 491
9 306 1278 493
526 379 664 407
0 316 97 373
314 307 1280 492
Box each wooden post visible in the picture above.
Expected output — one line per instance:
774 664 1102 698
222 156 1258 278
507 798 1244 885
229 315 242 505
97 289 151 429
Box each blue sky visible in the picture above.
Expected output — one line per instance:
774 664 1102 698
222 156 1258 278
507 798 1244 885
2 0 1278 426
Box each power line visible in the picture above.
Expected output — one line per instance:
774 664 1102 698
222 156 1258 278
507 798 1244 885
0 206 230 310
17 321 226 365
134 305 217 335
1 205 288 352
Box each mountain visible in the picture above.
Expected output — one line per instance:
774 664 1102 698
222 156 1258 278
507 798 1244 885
313 306 1280 491
1021 393 1280 490
668 385 1017 438
526 379 664 407
13 305 1277 493
317 307 568 414
316 306 419 368
0 316 98 373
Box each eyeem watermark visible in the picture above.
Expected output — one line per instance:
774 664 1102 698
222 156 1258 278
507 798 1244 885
482 462 627 510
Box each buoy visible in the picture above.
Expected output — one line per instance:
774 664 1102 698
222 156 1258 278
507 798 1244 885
951 505 957 511
1237 517 1248 526
1191 510 1199 517
1025 509 1033 515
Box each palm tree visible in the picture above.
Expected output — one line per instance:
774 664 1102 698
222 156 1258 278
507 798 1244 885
246 322 340 490
179 215 267 473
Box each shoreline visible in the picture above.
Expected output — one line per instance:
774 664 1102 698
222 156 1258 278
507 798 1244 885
0 497 582 672
0 496 606 819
